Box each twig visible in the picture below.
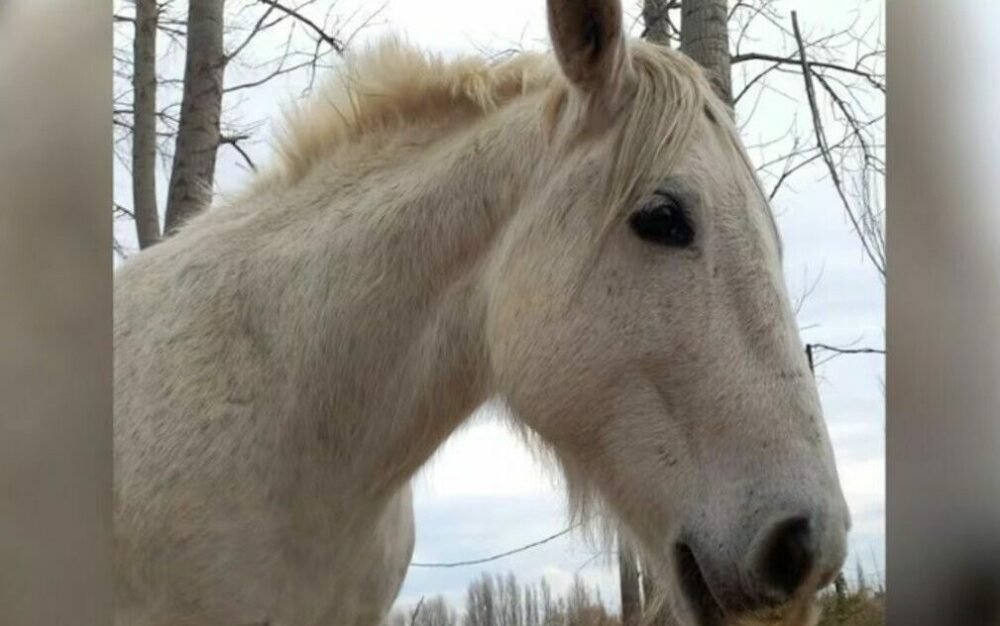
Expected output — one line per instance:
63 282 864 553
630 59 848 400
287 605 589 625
409 597 424 624
732 60 782 105
224 1 278 64
808 343 885 356
114 202 136 219
219 134 257 172
112 236 129 260
808 341 885 368
257 0 345 53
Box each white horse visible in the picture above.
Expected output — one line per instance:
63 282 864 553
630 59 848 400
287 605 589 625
114 0 849 623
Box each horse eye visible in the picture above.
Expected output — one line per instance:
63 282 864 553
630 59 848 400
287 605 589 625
628 195 694 247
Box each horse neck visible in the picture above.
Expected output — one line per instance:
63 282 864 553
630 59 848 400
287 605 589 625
248 97 548 497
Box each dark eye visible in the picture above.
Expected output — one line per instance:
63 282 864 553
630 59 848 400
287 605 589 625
628 195 694 247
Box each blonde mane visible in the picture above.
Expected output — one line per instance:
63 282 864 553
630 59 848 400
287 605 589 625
259 36 735 209
267 38 560 185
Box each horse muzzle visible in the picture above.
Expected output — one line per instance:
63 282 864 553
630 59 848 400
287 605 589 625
675 507 850 623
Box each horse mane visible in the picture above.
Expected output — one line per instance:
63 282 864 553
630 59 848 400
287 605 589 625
260 36 734 203
266 37 560 186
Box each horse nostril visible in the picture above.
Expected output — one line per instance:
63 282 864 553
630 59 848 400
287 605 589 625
756 515 815 597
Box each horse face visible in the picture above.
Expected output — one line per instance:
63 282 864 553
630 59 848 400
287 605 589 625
485 0 849 621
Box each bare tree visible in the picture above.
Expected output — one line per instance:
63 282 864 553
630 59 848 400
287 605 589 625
162 0 226 235
502 573 523 626
788 9 885 276
540 577 556 624
114 0 378 251
728 1 885 277
680 0 732 104
523 584 540 626
641 0 676 46
465 574 498 626
416 596 459 626
131 0 161 248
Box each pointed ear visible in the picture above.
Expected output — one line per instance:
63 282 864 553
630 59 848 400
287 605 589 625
547 0 631 98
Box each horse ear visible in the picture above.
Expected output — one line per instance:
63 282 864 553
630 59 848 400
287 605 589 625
546 0 630 97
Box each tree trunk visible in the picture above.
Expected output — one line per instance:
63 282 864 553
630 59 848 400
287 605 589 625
132 0 161 248
618 536 642 626
680 0 732 106
163 0 225 236
642 0 673 47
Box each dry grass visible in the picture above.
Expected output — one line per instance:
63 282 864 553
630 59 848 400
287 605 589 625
815 589 884 626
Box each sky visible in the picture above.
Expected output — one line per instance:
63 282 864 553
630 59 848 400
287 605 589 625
113 0 885 615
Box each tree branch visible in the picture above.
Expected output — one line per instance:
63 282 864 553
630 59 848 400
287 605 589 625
732 51 885 93
224 1 278 64
791 11 885 277
219 134 257 172
257 0 345 53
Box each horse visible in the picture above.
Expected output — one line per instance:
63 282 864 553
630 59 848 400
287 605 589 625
113 0 850 623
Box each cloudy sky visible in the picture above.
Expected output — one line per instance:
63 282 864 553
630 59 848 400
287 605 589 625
113 0 884 614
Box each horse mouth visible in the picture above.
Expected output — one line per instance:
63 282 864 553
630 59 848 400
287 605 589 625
675 543 727 626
